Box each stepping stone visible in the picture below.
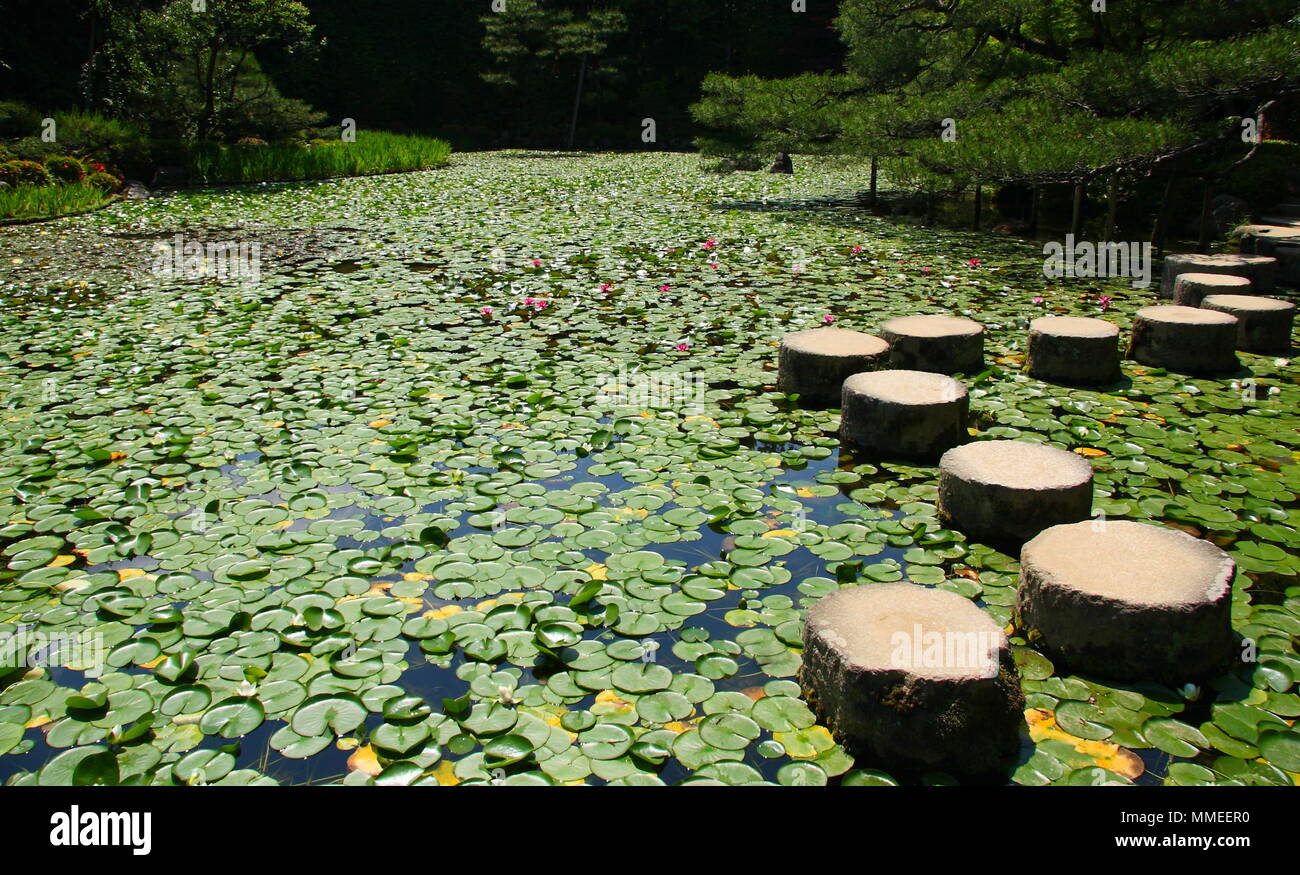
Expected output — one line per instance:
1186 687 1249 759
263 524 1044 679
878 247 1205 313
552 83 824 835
879 315 984 374
1016 521 1235 683
777 327 890 407
1159 253 1277 298
938 440 1094 544
801 582 1024 775
1026 316 1121 386
1235 224 1300 287
1172 271 1250 307
1127 305 1239 375
839 370 967 460
1201 294 1296 354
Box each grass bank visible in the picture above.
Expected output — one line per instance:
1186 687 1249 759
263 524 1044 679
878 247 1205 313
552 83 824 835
186 132 452 185
0 182 115 223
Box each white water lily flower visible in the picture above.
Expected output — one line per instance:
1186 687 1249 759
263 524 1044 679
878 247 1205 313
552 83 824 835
1180 683 1200 701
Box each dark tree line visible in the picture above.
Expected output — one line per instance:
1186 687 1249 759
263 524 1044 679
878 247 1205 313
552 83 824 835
1 0 844 150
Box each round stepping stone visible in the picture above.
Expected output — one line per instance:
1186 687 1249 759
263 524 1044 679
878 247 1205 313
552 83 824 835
879 315 984 374
1159 253 1276 298
937 440 1094 544
839 370 967 460
1127 305 1238 375
777 327 890 407
1026 316 1121 386
1016 521 1234 683
1172 271 1251 307
801 583 1024 775
1200 294 1296 354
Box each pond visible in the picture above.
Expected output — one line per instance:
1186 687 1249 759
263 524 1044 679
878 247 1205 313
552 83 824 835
0 152 1297 786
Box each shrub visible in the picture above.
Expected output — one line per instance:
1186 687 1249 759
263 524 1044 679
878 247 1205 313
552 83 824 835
85 171 122 193
0 101 41 138
44 155 87 183
0 160 53 187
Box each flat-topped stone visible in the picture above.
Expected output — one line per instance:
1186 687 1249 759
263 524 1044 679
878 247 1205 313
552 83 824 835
777 327 890 407
1016 521 1235 682
840 370 967 460
1201 294 1296 354
879 314 985 374
1234 225 1300 286
1127 305 1239 375
801 583 1023 775
1026 316 1121 385
1159 253 1277 297
1172 271 1251 307
938 440 1094 544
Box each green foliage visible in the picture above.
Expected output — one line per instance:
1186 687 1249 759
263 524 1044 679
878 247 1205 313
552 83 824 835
692 0 1300 218
185 131 451 184
91 0 322 142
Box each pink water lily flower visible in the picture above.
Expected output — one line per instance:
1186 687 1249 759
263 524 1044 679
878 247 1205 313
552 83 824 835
823 314 835 325
852 245 863 253
522 297 535 306
675 343 691 351
600 283 611 292
1098 295 1113 311
1032 296 1044 305
710 263 719 270
531 259 542 268
703 239 717 249
480 306 494 317
660 284 671 292
921 266 931 273
534 300 549 310
968 258 981 267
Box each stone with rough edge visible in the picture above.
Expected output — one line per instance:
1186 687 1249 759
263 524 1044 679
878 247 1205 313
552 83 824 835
937 440 1094 544
1200 294 1296 354
879 314 985 374
839 369 967 460
1026 316 1121 386
1159 253 1276 298
800 583 1024 776
1172 271 1251 307
1016 521 1235 683
777 327 891 407
1127 305 1238 375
